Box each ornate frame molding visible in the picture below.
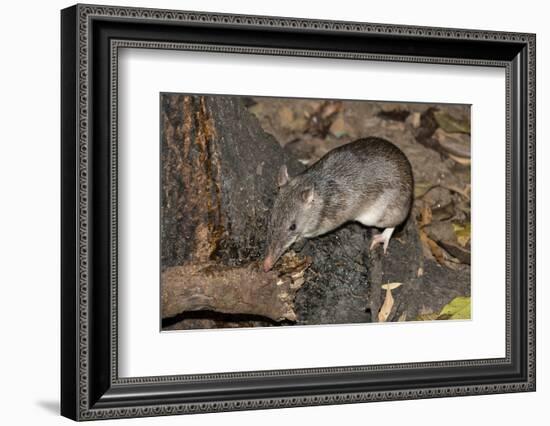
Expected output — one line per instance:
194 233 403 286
61 4 535 420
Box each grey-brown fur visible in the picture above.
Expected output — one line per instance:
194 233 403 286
263 137 413 271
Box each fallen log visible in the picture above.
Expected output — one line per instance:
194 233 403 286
162 253 311 322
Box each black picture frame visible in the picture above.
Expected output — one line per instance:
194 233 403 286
61 3 536 421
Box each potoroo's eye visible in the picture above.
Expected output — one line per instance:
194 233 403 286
289 223 296 231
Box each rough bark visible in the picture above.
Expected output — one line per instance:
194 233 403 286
294 223 371 325
161 94 302 269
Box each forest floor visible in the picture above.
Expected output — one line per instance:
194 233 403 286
247 97 472 274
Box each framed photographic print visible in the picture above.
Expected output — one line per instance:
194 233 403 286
61 3 536 421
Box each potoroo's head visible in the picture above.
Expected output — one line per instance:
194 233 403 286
263 165 315 272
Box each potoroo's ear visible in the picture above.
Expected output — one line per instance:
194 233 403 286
277 165 289 188
301 186 314 204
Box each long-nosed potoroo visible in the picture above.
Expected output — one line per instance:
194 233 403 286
263 137 413 272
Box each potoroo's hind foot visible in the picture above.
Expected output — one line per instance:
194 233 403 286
369 227 395 254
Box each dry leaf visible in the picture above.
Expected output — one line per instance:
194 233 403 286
431 201 455 222
419 229 446 265
414 181 434 199
439 296 471 320
407 112 422 128
433 110 471 134
433 128 471 158
418 206 433 227
438 241 471 265
448 153 471 166
378 283 403 322
415 182 470 201
381 282 403 291
278 106 294 124
452 222 471 247
425 221 457 244
378 287 396 322
320 101 342 118
418 228 435 260
444 183 471 201
329 115 348 138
